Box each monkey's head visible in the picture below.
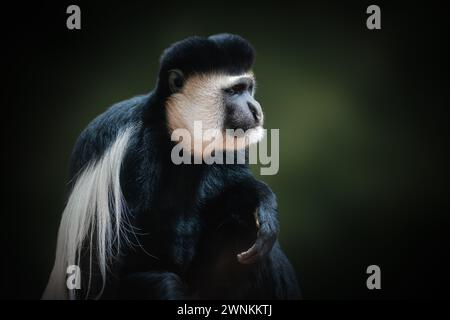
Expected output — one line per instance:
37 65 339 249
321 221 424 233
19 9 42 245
156 34 264 154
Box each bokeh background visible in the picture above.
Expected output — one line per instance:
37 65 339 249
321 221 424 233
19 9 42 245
3 1 448 299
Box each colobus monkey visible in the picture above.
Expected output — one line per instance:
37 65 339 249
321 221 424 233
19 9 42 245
43 34 300 299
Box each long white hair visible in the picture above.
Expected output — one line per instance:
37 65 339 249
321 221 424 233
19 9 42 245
43 127 134 299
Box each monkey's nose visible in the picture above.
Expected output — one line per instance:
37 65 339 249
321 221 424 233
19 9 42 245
247 101 262 124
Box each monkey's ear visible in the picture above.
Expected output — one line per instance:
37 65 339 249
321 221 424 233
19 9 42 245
168 69 184 93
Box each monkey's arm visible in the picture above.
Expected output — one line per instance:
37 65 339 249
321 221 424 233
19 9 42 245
237 180 279 264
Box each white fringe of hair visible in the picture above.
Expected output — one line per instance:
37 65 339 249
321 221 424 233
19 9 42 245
42 126 135 300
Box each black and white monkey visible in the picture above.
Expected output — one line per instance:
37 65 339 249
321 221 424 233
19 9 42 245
43 34 300 299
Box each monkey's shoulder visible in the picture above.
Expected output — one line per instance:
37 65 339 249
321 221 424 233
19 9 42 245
69 94 148 178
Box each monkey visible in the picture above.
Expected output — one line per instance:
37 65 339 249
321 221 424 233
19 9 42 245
42 34 300 300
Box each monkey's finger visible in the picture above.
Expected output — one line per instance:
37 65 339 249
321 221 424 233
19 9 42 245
239 255 259 264
237 235 270 264
239 234 276 264
237 244 259 264
237 252 259 264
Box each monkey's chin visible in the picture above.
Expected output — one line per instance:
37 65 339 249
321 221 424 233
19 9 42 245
244 125 264 146
222 125 264 151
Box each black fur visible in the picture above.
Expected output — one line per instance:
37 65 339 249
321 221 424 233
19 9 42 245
68 34 300 299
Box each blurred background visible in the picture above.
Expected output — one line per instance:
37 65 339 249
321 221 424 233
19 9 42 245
3 1 449 299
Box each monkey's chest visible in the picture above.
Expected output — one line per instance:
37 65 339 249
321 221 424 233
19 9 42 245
133 203 202 273
137 197 255 275
185 207 257 298
167 213 202 270
129 166 257 277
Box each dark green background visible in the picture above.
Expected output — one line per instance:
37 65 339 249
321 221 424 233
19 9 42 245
3 1 448 299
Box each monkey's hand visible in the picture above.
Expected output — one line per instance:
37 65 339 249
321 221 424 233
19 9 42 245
237 207 279 264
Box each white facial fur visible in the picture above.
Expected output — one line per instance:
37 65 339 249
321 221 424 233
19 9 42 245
166 72 264 155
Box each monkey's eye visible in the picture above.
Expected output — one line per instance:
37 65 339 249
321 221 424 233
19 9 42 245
224 88 235 95
225 83 247 96
168 69 184 93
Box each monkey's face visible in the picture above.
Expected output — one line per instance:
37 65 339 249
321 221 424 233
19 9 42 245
166 71 264 154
